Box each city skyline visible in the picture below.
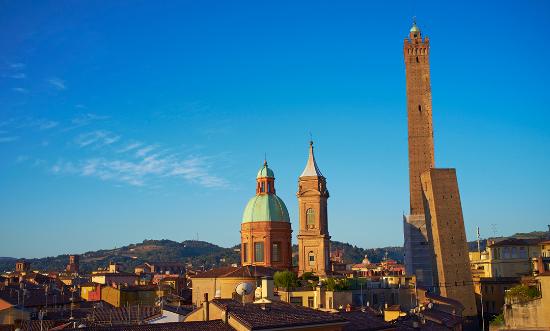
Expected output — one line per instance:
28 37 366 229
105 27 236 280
1 1 550 258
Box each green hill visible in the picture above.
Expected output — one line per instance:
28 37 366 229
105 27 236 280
2 229 546 273
0 240 240 273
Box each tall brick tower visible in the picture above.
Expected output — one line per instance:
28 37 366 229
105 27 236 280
421 169 477 317
297 141 330 276
403 20 436 287
402 21 477 319
404 20 435 215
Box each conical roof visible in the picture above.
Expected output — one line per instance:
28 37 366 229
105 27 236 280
300 141 323 178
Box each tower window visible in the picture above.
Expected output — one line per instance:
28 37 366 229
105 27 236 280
272 242 281 262
306 208 315 228
243 243 248 263
308 252 315 266
267 182 271 193
418 105 422 112
261 182 265 193
254 242 264 262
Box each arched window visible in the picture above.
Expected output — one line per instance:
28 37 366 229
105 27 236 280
418 105 422 112
308 252 315 266
306 208 315 228
261 182 265 193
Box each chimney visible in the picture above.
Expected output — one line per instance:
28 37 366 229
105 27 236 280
261 277 274 300
203 293 209 321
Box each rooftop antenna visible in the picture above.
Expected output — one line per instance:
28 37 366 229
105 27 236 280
476 226 481 254
491 224 498 238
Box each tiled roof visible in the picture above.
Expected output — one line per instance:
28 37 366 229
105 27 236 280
192 266 277 279
65 320 233 331
162 305 193 316
336 309 393 331
424 292 464 310
92 272 137 277
488 238 542 247
88 306 161 325
147 263 185 267
0 286 80 307
212 299 347 330
422 309 462 328
20 320 59 331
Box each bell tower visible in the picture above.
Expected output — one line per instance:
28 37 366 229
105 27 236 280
297 141 330 276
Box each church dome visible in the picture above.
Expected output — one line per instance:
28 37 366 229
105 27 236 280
257 162 274 178
242 194 290 223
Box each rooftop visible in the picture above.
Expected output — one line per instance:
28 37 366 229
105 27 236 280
336 308 392 331
212 298 347 330
191 265 277 279
66 321 233 331
488 238 542 247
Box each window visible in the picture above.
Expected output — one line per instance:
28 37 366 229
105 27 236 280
307 297 314 308
290 297 302 306
243 243 248 263
519 247 527 258
418 105 422 112
308 252 315 266
306 208 315 228
503 247 510 259
272 242 281 262
254 242 264 262
261 182 265 193
267 182 271 193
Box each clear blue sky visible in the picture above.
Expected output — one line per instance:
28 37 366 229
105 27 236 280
1 1 549 258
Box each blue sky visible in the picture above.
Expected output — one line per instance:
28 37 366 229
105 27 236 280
1 1 549 258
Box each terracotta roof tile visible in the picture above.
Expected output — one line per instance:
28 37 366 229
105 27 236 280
212 299 347 330
65 320 232 331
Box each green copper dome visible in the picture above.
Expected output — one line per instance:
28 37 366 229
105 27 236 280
257 162 275 179
242 194 290 223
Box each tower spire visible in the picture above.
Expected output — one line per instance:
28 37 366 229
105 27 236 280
300 141 323 178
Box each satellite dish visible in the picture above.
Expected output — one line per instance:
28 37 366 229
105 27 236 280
235 282 253 296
